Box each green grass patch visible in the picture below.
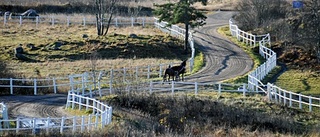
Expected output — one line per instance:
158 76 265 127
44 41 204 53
191 50 205 74
261 65 282 84
275 69 320 96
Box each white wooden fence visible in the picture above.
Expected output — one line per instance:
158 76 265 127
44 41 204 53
229 19 276 92
2 14 155 27
0 91 112 135
229 19 320 112
0 103 9 129
154 18 195 73
0 62 185 95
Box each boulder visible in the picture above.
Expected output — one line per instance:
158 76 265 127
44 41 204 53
129 33 138 38
82 34 89 38
15 45 24 54
26 43 37 50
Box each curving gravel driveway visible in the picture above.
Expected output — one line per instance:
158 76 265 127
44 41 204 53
0 11 253 119
187 11 253 83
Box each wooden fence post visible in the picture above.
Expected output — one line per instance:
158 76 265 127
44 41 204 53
46 117 50 135
4 14 7 26
72 116 76 134
289 92 292 107
10 78 13 94
147 65 150 79
88 114 92 132
81 116 85 133
34 79 37 95
19 16 22 26
309 96 312 112
60 117 65 134
299 93 302 109
149 81 153 93
142 17 145 27
218 83 221 95
36 16 39 27
159 64 163 78
16 118 20 134
53 78 57 94
51 16 54 26
283 91 286 106
171 81 174 95
131 17 134 27
123 67 126 82
83 17 86 26
115 18 118 27
67 16 70 26
110 69 113 94
194 82 198 95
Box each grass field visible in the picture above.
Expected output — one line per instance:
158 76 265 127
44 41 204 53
275 69 320 96
0 24 192 78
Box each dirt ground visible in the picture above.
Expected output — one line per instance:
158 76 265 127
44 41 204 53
0 94 72 119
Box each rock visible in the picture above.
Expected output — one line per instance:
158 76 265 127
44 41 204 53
15 53 28 61
82 34 88 38
26 43 36 50
129 33 138 38
48 42 63 50
15 45 24 54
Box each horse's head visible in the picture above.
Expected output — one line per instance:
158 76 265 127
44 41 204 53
181 60 187 67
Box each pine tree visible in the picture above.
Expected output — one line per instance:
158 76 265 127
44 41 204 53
154 0 207 52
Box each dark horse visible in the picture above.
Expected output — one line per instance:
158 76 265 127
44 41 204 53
171 60 187 81
163 65 178 82
162 60 187 82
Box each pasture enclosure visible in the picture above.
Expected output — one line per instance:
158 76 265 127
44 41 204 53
2 11 320 135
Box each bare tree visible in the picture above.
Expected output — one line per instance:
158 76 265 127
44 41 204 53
127 0 143 17
95 0 121 36
235 0 287 31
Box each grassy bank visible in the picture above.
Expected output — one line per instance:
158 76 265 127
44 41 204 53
275 69 320 96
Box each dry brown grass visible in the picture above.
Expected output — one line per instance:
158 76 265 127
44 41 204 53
0 24 183 78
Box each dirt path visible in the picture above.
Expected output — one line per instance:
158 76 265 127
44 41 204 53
0 11 253 119
0 94 72 119
186 11 253 83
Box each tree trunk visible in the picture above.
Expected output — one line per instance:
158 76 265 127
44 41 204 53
184 21 189 52
103 13 113 36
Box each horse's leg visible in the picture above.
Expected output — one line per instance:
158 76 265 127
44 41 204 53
182 73 184 81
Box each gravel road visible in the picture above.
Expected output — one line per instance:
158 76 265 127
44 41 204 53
0 11 253 119
187 11 253 83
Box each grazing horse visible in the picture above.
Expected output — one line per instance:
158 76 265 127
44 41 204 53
163 65 178 82
170 60 187 81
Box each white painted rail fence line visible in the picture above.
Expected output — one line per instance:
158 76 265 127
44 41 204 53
0 103 9 129
0 91 112 135
267 83 320 112
3 14 155 27
0 62 185 95
229 19 276 93
154 18 195 73
229 19 320 112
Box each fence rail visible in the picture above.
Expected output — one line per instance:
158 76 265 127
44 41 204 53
2 15 155 27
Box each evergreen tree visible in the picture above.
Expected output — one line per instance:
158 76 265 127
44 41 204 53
154 0 207 52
